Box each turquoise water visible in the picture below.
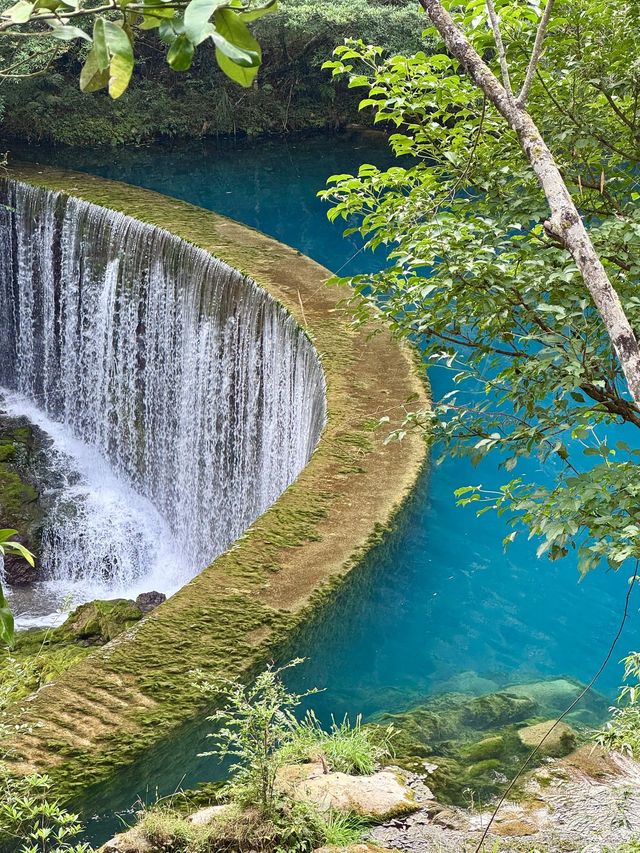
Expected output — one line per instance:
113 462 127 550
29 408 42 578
14 132 640 836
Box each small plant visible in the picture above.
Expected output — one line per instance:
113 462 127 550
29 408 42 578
597 652 640 756
0 772 93 853
199 659 317 818
282 709 394 775
320 809 367 847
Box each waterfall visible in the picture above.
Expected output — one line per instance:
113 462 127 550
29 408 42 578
0 179 326 620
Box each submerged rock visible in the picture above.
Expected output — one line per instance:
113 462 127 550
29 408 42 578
517 720 577 757
276 762 426 822
60 598 143 645
459 691 537 727
135 591 167 613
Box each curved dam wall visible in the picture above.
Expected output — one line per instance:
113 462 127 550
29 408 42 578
0 179 325 592
3 165 428 797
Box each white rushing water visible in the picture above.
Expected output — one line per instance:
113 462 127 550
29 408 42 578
0 180 326 626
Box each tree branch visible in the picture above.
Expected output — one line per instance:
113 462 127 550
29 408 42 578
417 0 640 411
516 0 554 107
485 0 514 99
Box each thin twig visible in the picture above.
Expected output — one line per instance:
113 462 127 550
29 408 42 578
516 0 554 107
485 0 514 100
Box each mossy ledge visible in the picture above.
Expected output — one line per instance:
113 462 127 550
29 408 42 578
3 163 429 798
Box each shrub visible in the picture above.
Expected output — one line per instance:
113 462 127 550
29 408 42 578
199 659 316 818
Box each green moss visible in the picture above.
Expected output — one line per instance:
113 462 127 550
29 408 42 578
0 443 17 463
462 735 505 762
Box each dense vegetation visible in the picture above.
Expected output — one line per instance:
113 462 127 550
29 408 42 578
0 0 425 146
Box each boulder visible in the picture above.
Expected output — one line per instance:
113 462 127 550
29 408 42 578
60 598 143 644
517 720 577 757
135 591 167 613
276 763 424 822
459 691 537 728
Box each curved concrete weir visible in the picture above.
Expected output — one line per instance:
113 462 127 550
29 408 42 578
2 164 428 796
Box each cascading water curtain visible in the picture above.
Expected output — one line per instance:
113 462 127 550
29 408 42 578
0 179 326 592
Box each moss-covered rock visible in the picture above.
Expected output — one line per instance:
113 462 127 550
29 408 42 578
1 598 146 705
462 735 504 762
517 720 577 757
459 692 537 728
60 599 144 645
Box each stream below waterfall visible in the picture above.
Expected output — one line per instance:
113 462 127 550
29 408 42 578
7 131 640 841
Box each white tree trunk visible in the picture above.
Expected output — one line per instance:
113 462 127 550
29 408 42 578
418 0 640 407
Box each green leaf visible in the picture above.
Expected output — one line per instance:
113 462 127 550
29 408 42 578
4 0 34 22
214 46 259 86
48 21 91 41
92 18 110 71
0 586 14 648
79 46 109 92
238 0 277 22
212 7 261 66
103 20 134 98
4 541 35 567
167 32 195 70
183 0 224 45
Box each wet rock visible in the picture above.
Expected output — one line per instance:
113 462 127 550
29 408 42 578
276 762 424 822
60 598 143 645
517 720 577 757
459 691 537 728
135 591 167 613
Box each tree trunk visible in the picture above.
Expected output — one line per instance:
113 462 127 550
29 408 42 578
417 0 640 407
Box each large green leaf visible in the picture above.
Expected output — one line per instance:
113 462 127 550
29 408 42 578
214 45 259 86
167 32 195 70
183 0 224 45
212 7 261 65
103 20 134 98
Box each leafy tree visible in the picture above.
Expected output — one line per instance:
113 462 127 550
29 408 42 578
0 529 34 647
0 0 277 98
321 0 640 576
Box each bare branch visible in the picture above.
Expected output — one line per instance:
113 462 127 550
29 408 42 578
516 0 554 106
485 0 514 99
